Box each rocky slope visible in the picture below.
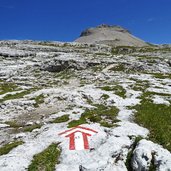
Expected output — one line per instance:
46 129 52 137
75 24 148 47
0 40 171 171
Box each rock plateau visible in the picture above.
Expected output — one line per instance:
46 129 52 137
0 25 171 171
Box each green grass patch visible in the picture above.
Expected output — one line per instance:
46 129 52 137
129 78 150 91
114 85 127 98
101 86 117 91
36 41 71 48
91 65 103 72
81 94 93 105
0 141 24 156
151 73 171 79
68 118 87 128
133 92 171 151
109 63 126 72
5 121 23 128
55 69 75 80
101 94 110 100
0 88 37 103
68 104 119 128
32 94 45 107
95 52 110 56
28 143 61 171
100 121 115 128
0 81 18 95
137 55 161 62
129 79 171 152
139 47 171 53
111 46 136 55
144 91 171 97
5 121 42 132
111 46 171 55
36 41 60 47
141 72 171 79
51 115 69 123
22 124 42 132
101 85 126 98
131 82 149 92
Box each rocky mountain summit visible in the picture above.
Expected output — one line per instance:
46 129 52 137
75 24 148 47
0 39 171 171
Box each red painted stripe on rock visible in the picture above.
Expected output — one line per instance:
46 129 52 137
69 133 75 150
58 125 98 136
82 132 90 149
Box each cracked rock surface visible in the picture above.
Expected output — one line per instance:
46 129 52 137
0 40 171 171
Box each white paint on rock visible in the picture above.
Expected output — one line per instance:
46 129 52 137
74 132 85 150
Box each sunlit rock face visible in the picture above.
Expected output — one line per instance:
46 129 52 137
75 24 148 47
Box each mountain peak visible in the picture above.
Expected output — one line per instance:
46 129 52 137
75 24 148 47
97 24 129 31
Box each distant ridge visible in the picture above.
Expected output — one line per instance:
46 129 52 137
75 24 149 47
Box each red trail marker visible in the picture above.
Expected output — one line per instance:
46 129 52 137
58 126 98 150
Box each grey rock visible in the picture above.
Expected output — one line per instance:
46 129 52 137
75 24 149 47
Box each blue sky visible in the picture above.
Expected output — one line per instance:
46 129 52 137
0 0 171 44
